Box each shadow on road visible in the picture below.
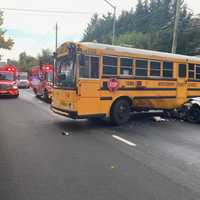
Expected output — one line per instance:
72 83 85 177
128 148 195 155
53 111 167 135
0 96 18 100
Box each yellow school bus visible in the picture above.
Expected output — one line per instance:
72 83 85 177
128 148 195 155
51 42 200 125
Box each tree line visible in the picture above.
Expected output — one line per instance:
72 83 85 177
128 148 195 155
7 49 54 73
82 0 200 55
0 11 14 61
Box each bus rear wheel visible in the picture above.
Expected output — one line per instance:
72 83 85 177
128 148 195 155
110 99 131 125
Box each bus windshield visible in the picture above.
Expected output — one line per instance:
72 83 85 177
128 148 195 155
55 56 76 88
0 72 14 81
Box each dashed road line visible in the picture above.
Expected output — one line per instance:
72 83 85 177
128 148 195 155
112 135 136 147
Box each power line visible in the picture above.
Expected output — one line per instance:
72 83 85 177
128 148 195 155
0 7 95 15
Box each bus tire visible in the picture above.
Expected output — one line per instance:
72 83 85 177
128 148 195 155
186 105 200 123
110 98 131 125
42 90 49 101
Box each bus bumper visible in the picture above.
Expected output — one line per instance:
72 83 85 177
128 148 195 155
51 106 78 119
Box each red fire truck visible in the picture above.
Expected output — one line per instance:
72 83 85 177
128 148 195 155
31 64 53 101
0 65 19 97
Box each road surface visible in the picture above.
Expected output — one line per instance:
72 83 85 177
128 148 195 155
1 89 200 200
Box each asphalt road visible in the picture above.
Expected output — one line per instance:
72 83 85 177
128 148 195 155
1 89 200 200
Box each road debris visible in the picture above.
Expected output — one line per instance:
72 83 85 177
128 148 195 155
153 116 168 122
62 131 70 136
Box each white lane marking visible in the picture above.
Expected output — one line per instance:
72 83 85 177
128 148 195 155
112 135 136 147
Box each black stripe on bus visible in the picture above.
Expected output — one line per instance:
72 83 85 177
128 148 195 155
188 80 200 83
134 96 176 100
187 96 200 98
188 88 200 91
101 86 176 91
118 88 176 91
100 97 113 100
101 76 177 81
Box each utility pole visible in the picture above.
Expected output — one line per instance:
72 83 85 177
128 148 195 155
55 23 58 52
112 6 116 45
53 23 58 85
171 0 181 54
103 0 116 45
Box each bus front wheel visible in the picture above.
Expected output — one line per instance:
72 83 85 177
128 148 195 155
110 99 131 125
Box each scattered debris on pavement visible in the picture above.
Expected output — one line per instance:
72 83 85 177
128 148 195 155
153 116 169 122
62 131 70 136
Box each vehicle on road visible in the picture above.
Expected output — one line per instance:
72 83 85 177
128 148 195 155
51 42 200 125
31 64 53 101
17 71 30 88
0 65 19 98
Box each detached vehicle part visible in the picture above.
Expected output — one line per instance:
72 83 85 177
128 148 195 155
181 98 200 123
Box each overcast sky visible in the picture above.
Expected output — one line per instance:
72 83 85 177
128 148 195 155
0 0 199 61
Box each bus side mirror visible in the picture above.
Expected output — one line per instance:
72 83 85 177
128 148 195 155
79 54 85 66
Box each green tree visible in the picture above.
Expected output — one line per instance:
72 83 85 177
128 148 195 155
83 13 99 42
38 49 54 65
0 11 14 52
82 0 200 55
18 52 38 72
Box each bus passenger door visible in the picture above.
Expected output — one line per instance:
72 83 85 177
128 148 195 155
78 56 101 116
176 63 188 105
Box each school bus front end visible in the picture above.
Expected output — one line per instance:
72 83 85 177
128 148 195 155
51 89 78 118
51 42 78 118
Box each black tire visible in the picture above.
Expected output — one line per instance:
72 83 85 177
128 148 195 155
110 99 131 125
186 106 200 123
42 90 49 101
13 94 19 98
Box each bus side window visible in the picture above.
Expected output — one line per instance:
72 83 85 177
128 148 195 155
120 58 133 76
179 64 187 78
196 65 200 80
91 57 99 79
79 56 99 79
103 56 117 75
150 61 161 77
135 59 148 77
163 62 173 78
80 56 90 78
188 64 195 80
